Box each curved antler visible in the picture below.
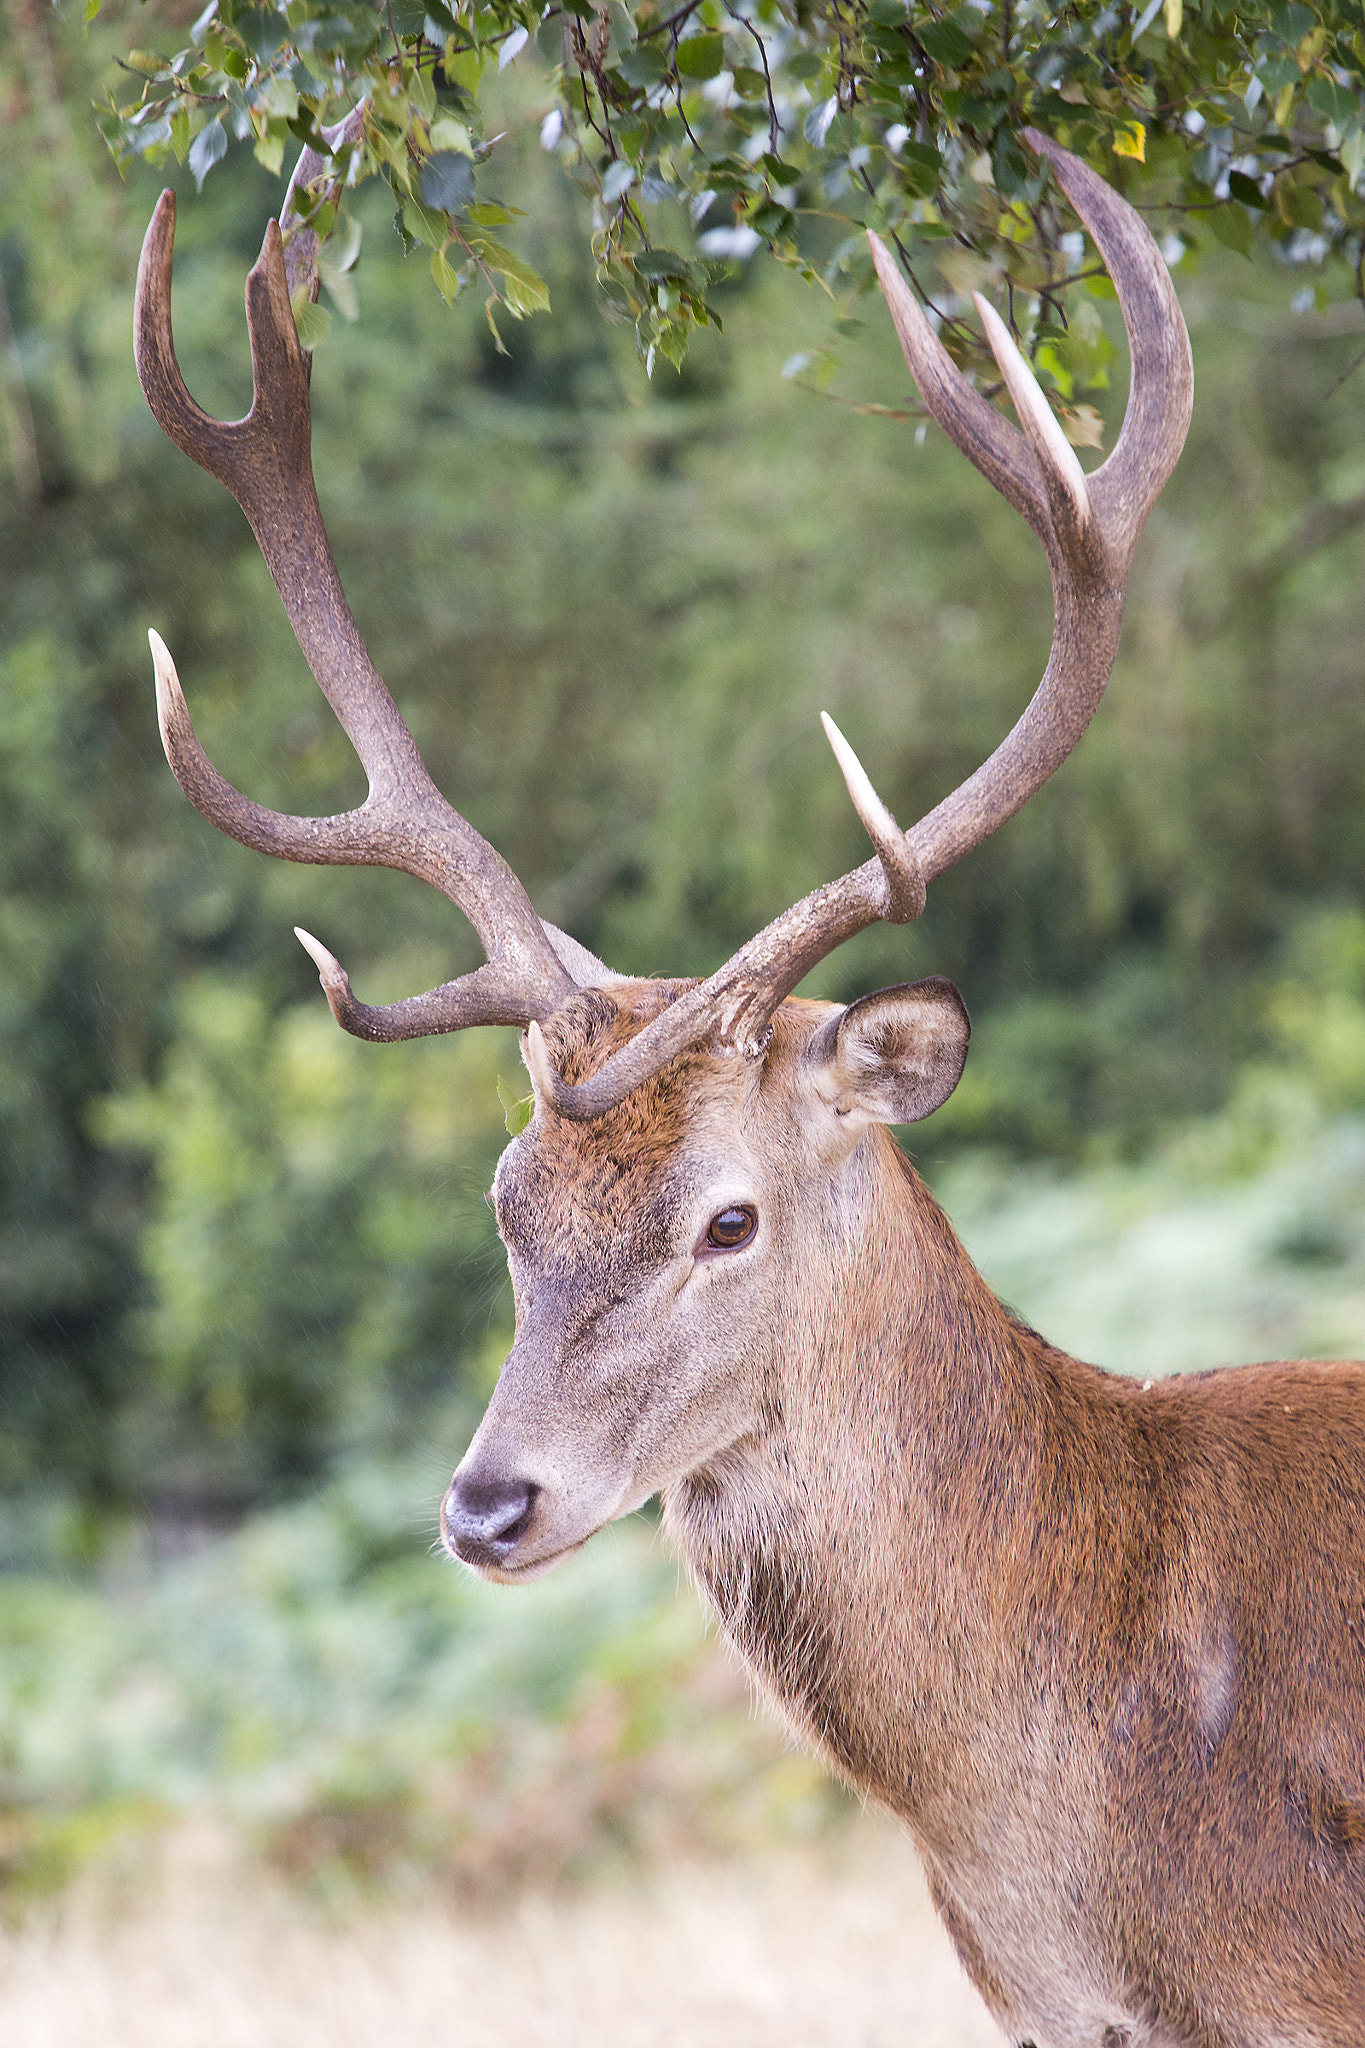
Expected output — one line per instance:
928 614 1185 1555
136 187 583 1036
532 130 1193 1118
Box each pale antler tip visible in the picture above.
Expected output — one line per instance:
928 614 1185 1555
294 925 347 990
147 629 187 754
821 713 925 923
522 1018 562 1110
971 292 1091 527
821 712 901 845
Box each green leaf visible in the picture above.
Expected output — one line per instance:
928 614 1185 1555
260 73 299 120
465 235 550 313
497 1075 534 1136
1342 125 1365 188
445 44 484 92
633 248 690 279
430 247 462 303
290 293 333 349
405 196 452 250
804 96 838 146
420 150 476 212
500 272 550 317
602 160 635 204
991 128 1029 199
1278 178 1323 230
286 109 331 154
235 8 287 62
188 114 228 189
1308 75 1358 128
916 18 973 66
326 207 364 274
429 112 472 152
747 202 795 241
319 260 359 321
1207 200 1254 257
1227 170 1267 209
465 200 521 227
675 33 725 80
899 140 942 173
254 126 287 175
618 46 668 88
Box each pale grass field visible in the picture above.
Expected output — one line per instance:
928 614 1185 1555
0 1819 1000 2048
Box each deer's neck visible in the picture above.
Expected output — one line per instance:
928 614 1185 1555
665 1129 1120 1846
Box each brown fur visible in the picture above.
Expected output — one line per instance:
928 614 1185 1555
451 987 1365 2048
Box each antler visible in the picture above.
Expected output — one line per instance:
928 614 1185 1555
138 130 1190 1107
136 184 592 1037
529 128 1193 1118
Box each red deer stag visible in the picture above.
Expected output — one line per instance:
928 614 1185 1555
135 129 1365 2046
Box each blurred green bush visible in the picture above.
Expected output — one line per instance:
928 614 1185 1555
0 1467 843 1904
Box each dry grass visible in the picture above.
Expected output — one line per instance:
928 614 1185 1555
0 1820 999 2048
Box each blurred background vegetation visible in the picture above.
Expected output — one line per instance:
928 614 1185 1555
8 0 1365 1910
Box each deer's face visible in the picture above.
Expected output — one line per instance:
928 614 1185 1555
442 979 968 1580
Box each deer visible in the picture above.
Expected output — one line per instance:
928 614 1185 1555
133 125 1365 2047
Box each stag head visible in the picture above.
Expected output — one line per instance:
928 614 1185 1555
134 130 1192 1577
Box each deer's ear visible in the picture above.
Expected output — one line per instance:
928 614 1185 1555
805 978 970 1128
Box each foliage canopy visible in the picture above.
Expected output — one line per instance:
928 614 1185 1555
97 2 1365 389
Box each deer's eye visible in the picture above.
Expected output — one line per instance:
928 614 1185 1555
705 1205 757 1251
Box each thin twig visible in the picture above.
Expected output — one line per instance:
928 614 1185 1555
1323 341 1365 401
723 1 779 157
637 0 706 42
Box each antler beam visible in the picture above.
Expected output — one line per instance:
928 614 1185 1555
139 129 1190 1110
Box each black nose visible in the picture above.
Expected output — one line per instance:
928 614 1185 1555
442 1470 539 1566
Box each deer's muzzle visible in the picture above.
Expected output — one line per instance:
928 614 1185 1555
440 1471 540 1569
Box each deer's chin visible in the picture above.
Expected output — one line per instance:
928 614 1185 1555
451 1533 593 1584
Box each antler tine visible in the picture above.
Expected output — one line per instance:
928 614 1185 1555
867 232 1051 546
534 133 1192 1121
136 188 577 1033
1024 128 1193 558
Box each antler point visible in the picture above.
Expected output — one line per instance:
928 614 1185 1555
294 929 356 1030
147 629 187 753
972 292 1091 529
821 712 900 844
294 925 343 983
821 711 925 922
523 1017 561 1109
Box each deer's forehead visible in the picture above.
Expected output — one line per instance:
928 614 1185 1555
494 1079 764 1252
501 1129 696 1227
